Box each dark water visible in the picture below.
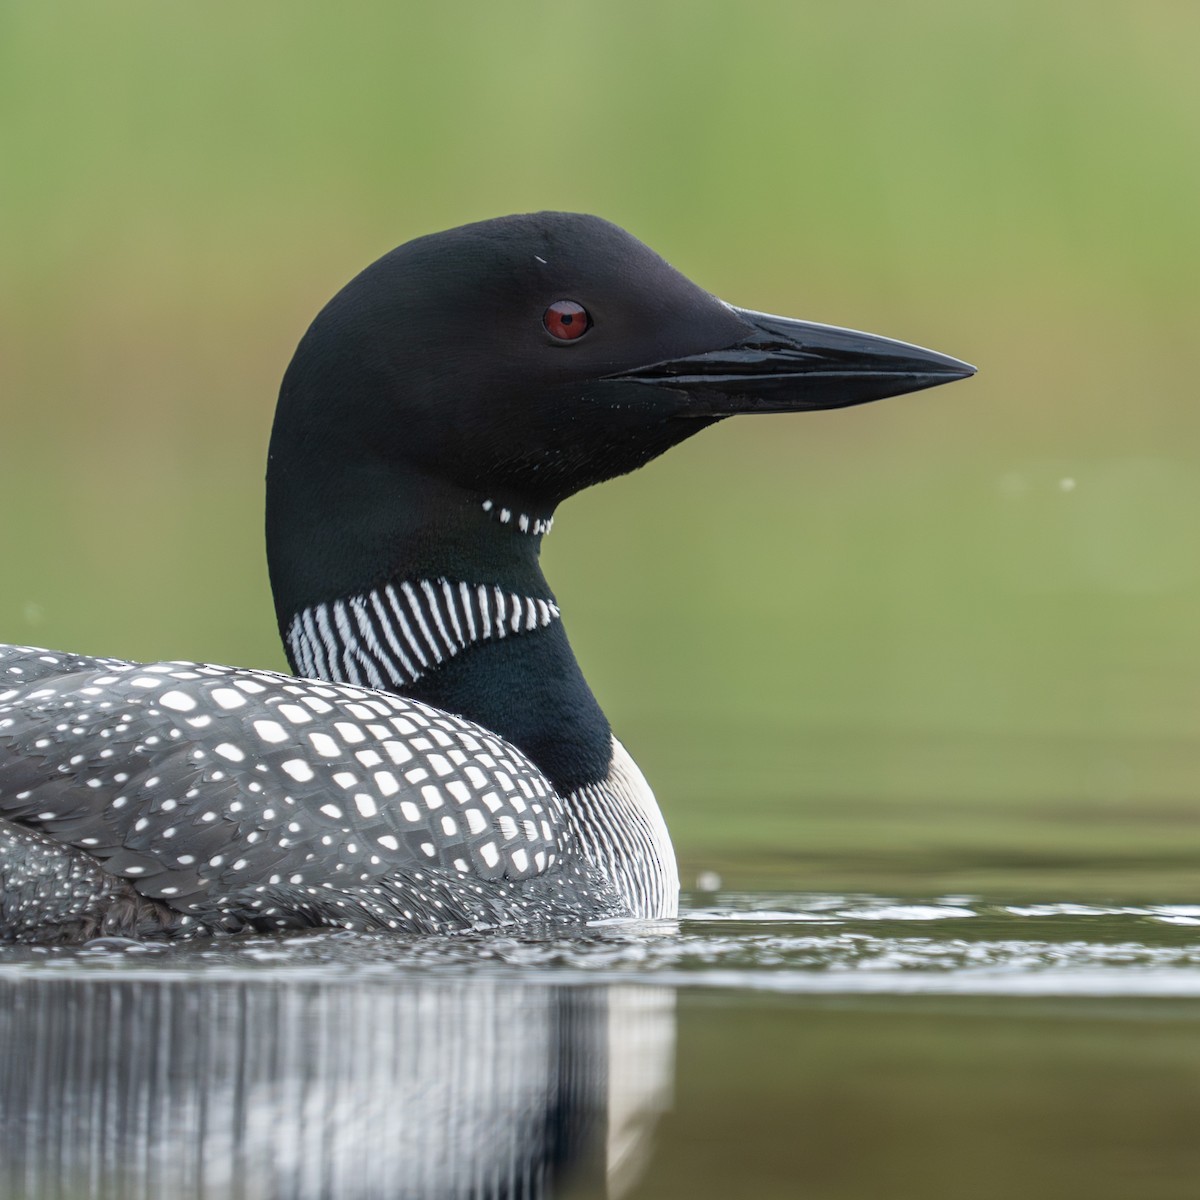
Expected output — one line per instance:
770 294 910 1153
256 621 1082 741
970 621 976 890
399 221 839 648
2 894 1199 1199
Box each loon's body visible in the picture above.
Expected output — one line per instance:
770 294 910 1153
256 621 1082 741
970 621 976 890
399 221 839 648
0 213 973 942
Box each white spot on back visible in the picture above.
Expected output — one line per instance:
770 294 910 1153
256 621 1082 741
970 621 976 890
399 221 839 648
281 759 314 783
308 732 340 757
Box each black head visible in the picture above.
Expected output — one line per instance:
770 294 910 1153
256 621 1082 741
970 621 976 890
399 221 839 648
272 213 750 505
267 212 973 614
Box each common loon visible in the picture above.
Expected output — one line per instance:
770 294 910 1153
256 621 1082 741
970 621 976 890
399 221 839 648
0 212 974 942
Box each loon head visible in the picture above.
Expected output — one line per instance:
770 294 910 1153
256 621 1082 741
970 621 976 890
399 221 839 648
267 211 973 625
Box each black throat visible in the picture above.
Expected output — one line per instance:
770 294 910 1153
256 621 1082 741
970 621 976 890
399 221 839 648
268 468 613 796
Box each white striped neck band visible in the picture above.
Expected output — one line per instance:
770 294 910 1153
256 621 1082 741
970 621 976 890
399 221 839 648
480 499 553 536
285 578 561 691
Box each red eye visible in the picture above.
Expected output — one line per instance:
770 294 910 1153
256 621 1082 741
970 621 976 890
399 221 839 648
543 299 590 341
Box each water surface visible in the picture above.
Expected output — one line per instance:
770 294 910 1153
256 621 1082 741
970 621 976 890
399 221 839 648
2 892 1199 1199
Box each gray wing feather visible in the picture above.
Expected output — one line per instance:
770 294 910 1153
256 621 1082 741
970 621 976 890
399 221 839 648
0 645 571 921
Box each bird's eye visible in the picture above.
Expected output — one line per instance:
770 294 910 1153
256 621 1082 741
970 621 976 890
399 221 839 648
543 300 590 341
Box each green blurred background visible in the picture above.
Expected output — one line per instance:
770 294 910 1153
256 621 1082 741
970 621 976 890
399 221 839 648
2 2 1198 900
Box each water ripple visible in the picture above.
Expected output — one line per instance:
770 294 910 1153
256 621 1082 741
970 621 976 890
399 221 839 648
2 893 1200 996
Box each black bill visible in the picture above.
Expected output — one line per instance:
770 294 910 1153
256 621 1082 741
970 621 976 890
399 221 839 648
608 305 976 414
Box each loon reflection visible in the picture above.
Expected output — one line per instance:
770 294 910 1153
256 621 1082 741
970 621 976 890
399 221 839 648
0 969 674 1199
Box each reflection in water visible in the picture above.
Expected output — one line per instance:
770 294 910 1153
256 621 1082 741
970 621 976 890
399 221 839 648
7 894 1198 1199
0 973 675 1200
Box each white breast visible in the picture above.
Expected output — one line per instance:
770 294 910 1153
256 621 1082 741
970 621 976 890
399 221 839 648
566 737 680 920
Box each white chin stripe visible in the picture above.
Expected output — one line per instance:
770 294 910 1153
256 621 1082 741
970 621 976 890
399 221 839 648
481 499 553 537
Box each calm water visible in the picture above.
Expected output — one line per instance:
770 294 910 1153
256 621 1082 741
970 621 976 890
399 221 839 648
2 893 1199 1199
